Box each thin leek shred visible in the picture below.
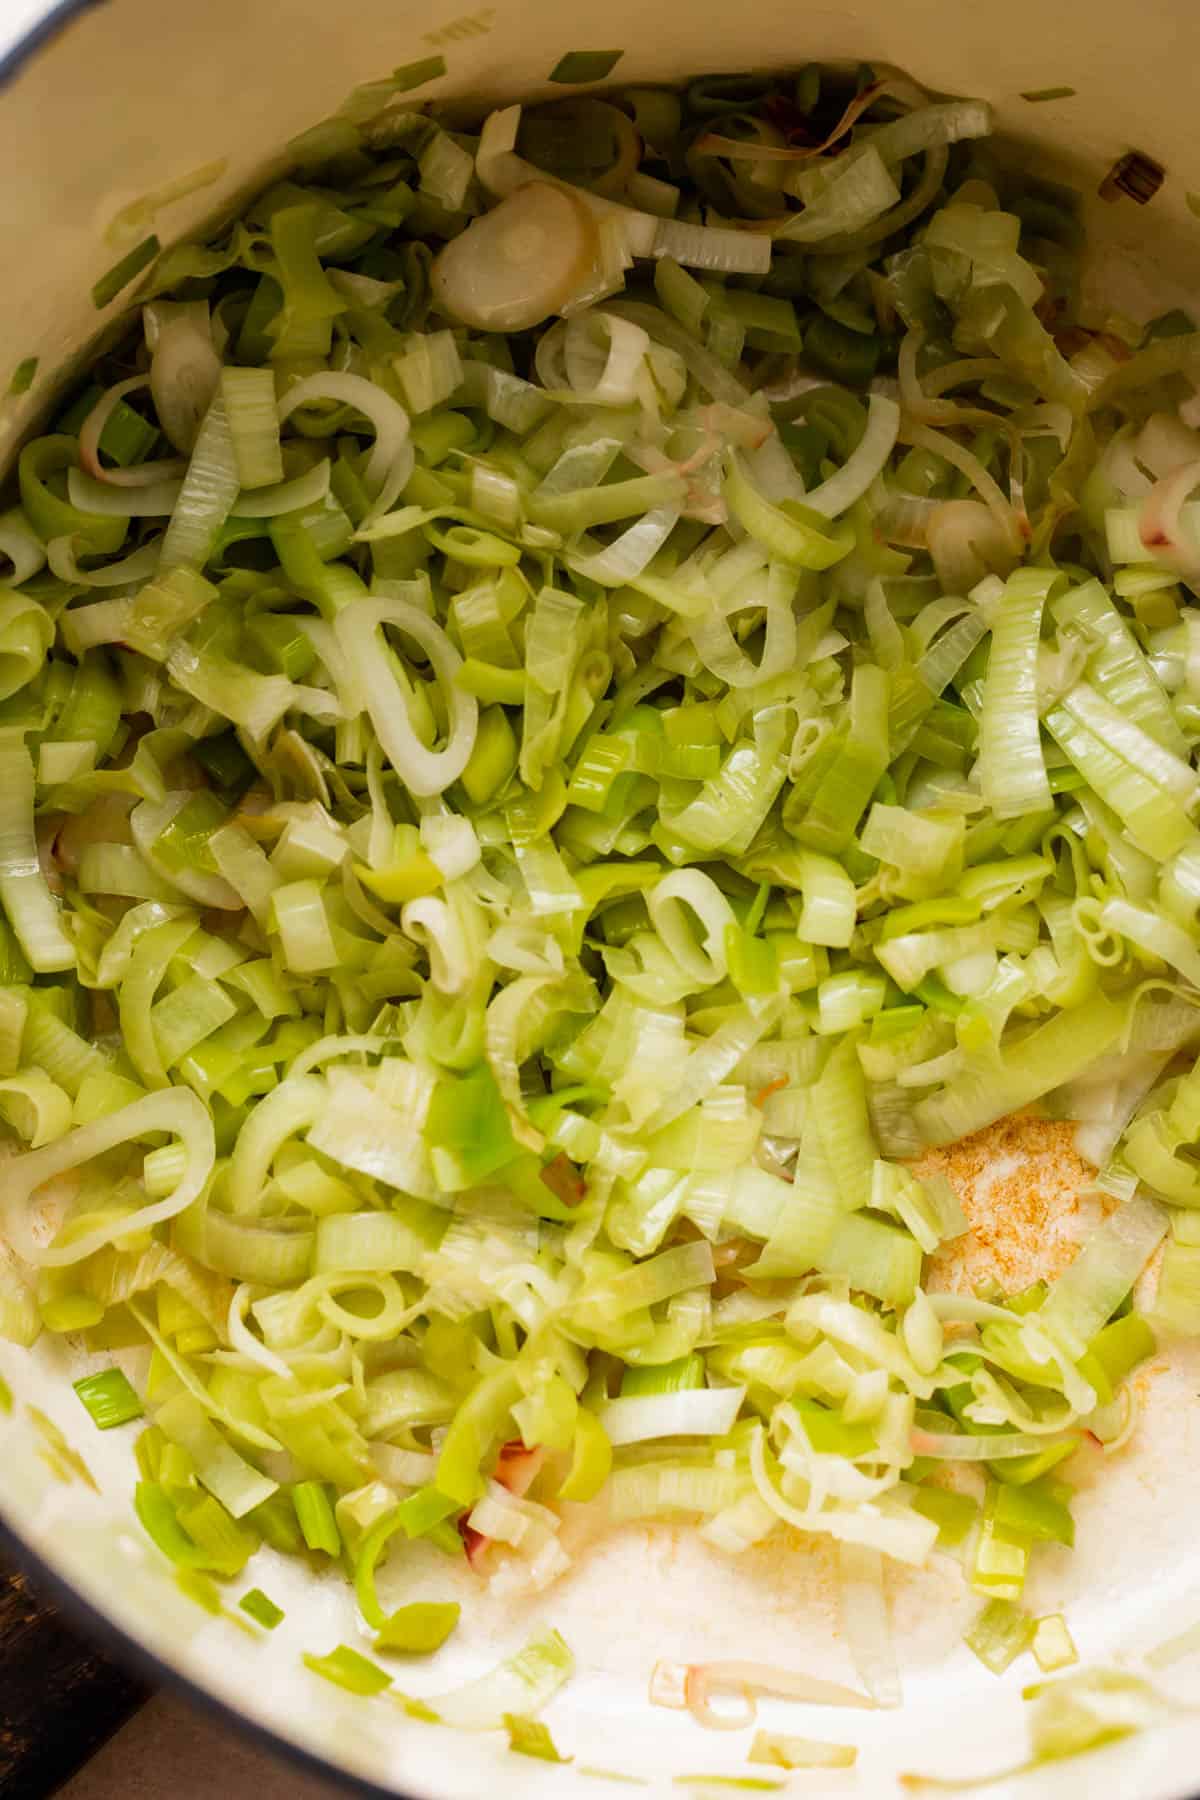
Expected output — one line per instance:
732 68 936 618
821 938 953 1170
1 59 1197 1705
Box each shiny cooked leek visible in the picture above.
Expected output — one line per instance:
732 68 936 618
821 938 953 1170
1 61 1199 1706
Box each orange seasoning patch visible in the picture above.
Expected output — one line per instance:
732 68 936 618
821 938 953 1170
915 1114 1111 1296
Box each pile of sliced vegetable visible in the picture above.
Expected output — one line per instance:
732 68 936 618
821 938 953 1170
4 56 1200 1720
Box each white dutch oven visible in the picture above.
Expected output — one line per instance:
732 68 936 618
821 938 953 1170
3 4 1200 1795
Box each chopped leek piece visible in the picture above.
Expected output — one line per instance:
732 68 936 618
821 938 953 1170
558 1407 613 1502
965 1598 1035 1673
427 1627 574 1728
174 1495 259 1577
239 1587 285 1630
748 1734 857 1770
92 235 160 308
620 1354 706 1395
375 1602 461 1654
1032 1614 1078 1673
991 1479 1074 1548
303 1644 392 1696
425 1062 517 1190
392 55 447 92
9 357 37 396
504 1713 572 1761
72 1367 144 1429
293 1481 342 1556
549 50 624 83
911 1486 978 1547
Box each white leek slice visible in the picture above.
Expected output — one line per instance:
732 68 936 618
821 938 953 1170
335 596 478 795
432 182 600 332
3 1088 214 1267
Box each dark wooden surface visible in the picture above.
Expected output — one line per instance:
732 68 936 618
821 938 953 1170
0 1550 150 1799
